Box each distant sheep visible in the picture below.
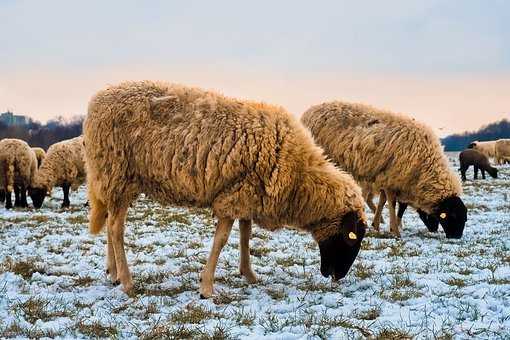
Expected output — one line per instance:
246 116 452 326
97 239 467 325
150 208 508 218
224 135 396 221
30 136 86 209
468 140 496 159
84 81 367 297
31 147 46 168
459 149 498 181
302 101 467 238
495 139 510 165
0 138 38 209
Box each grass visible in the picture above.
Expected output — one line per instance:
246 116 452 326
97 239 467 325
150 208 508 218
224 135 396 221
0 257 46 280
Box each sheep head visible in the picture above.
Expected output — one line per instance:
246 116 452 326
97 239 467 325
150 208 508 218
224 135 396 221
312 211 366 281
28 186 48 209
417 209 439 232
433 196 467 239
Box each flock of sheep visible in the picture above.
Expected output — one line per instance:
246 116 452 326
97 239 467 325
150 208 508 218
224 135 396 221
0 80 506 299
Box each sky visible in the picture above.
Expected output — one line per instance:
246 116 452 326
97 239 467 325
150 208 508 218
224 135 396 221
1 0 509 136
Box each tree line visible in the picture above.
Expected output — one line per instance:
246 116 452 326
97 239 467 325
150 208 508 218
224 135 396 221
441 119 510 151
0 115 84 150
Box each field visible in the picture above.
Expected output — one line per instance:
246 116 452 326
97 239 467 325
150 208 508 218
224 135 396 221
0 154 509 339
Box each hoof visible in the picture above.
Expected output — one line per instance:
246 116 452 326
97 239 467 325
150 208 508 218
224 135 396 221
113 280 120 286
200 293 207 299
106 269 110 275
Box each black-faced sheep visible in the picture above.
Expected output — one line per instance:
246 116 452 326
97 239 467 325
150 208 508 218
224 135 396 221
459 149 498 181
302 101 467 239
84 81 367 297
30 136 86 209
0 138 38 209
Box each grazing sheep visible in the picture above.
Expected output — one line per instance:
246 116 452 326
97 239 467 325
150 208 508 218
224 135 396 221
84 81 367 297
0 138 38 209
459 149 498 181
468 140 497 159
302 101 467 238
31 147 46 168
495 139 510 165
29 136 86 208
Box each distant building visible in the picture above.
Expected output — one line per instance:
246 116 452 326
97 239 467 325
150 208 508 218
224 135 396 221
0 111 29 126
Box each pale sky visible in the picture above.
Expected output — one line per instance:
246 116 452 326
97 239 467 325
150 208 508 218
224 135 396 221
1 0 509 135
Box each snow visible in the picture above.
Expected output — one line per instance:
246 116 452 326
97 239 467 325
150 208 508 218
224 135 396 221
0 153 509 338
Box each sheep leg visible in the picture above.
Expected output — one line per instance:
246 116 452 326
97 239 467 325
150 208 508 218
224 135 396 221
200 217 234 298
474 166 479 180
105 215 118 284
20 184 28 208
109 206 132 293
14 185 22 207
0 190 4 203
397 202 407 229
460 166 467 181
61 183 70 208
372 190 386 232
386 191 401 237
239 219 257 284
5 189 12 209
481 169 486 179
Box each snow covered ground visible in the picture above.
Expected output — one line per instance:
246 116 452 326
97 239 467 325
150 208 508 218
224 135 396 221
0 153 509 339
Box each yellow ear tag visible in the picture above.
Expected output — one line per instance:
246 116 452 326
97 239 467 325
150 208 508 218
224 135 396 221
440 213 447 219
348 232 357 240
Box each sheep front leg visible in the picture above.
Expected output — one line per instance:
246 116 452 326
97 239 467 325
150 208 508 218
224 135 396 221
239 219 257 283
200 217 234 298
372 190 386 232
4 189 12 209
109 206 133 293
61 183 70 208
386 191 401 238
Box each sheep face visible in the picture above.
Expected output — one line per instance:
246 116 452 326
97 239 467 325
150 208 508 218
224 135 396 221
467 142 476 149
434 196 467 239
488 167 498 179
417 209 439 232
316 211 366 281
28 187 47 209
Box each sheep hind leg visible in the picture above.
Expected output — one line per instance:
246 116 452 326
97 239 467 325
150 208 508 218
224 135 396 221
105 215 118 284
200 217 234 298
386 191 401 238
372 190 386 232
20 184 28 208
239 219 257 284
109 206 133 293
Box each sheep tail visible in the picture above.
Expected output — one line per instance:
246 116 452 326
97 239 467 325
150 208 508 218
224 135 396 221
88 181 107 234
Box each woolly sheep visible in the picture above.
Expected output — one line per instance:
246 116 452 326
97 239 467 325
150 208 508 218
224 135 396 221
31 147 46 168
495 139 510 164
301 101 467 238
468 140 497 159
459 149 498 181
0 138 38 209
84 81 367 297
30 136 86 209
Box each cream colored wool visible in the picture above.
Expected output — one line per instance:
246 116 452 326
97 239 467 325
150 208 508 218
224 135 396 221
495 139 510 164
32 136 86 192
31 147 46 168
0 139 37 192
301 101 462 215
470 140 497 159
84 81 366 294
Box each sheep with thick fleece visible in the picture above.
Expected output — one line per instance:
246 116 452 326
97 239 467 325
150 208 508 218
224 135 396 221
31 147 46 168
84 81 367 297
30 136 86 208
468 140 497 159
302 101 467 238
495 139 510 164
0 138 37 209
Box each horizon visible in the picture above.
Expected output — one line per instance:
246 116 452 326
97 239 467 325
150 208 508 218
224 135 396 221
1 1 509 137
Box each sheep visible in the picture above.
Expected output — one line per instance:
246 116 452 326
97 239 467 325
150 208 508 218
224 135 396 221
84 80 367 297
0 138 38 209
29 136 86 209
495 139 510 165
459 149 498 181
468 140 497 160
31 147 46 168
301 101 467 239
